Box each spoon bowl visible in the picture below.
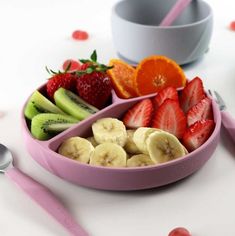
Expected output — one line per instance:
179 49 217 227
0 143 13 173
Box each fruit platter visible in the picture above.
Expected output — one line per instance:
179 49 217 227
21 51 221 190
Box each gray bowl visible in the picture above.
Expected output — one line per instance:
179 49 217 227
111 0 213 65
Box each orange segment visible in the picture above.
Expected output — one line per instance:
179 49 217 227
135 55 186 96
107 59 137 99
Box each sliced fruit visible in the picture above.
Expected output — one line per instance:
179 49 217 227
72 30 89 40
124 130 141 154
146 131 185 164
54 87 99 120
90 143 127 167
31 113 78 140
168 227 191 236
107 59 137 98
24 90 66 120
133 127 162 154
62 59 80 72
58 137 94 163
92 118 127 147
152 99 186 139
135 55 186 96
86 136 98 147
180 76 205 113
187 97 213 126
182 120 215 152
127 154 154 167
153 86 179 108
122 99 153 129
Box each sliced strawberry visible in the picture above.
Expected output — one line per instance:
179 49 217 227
182 120 215 152
62 59 81 72
151 99 186 139
180 77 205 113
187 97 213 126
122 99 153 128
153 86 179 108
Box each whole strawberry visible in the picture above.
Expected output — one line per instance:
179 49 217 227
46 64 78 100
76 50 113 109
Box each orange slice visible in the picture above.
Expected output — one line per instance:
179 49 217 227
107 59 137 99
135 55 186 96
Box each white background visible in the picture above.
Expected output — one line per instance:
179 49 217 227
0 0 235 235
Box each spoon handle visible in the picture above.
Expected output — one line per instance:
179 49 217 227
5 167 89 236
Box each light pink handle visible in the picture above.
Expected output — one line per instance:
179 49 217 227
160 0 192 26
221 111 235 143
5 167 89 236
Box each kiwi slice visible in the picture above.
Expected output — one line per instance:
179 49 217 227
54 88 99 120
31 113 78 140
24 90 66 120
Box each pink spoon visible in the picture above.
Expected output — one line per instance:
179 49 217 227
0 143 89 236
160 0 192 26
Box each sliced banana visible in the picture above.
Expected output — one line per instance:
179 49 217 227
58 137 94 163
90 143 127 167
146 131 185 164
92 118 127 147
182 145 189 155
127 154 155 167
86 136 98 147
133 127 162 154
124 129 141 154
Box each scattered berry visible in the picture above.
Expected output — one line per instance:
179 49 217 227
72 30 89 40
152 99 186 139
229 21 235 31
153 86 179 108
122 99 153 128
182 119 215 151
168 227 191 236
187 97 213 126
62 59 80 72
180 77 205 113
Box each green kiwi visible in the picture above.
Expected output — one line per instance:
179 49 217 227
31 113 78 140
54 88 99 120
24 90 66 120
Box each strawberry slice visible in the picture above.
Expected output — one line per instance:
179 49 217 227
153 86 179 108
180 77 205 113
151 99 186 139
187 97 213 126
122 99 153 128
182 120 215 152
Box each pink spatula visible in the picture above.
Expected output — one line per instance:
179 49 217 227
160 0 192 26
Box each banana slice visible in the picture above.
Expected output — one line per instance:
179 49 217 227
124 130 141 154
86 136 98 147
58 137 94 163
90 143 127 167
127 154 155 167
92 118 127 147
146 131 185 164
133 127 162 154
182 145 189 155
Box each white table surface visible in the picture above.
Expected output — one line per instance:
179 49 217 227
0 0 235 235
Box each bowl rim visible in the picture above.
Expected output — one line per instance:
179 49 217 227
112 0 213 29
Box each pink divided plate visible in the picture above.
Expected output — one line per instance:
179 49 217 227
21 86 221 191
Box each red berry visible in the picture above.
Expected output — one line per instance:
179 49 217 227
46 73 77 100
180 77 205 113
182 119 215 151
122 99 153 129
187 97 213 126
62 59 80 72
152 99 186 139
80 63 90 71
76 72 112 109
168 227 191 236
153 86 179 108
229 21 235 31
72 30 89 40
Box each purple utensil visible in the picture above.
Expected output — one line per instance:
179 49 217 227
211 90 235 143
0 143 89 236
160 0 192 26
